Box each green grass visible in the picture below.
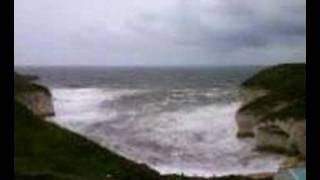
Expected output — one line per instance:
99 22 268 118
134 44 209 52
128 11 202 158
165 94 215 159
14 99 162 180
240 63 305 121
242 64 305 93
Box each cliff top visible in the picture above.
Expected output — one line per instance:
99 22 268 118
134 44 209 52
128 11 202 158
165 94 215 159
14 72 51 96
239 63 305 121
242 63 305 96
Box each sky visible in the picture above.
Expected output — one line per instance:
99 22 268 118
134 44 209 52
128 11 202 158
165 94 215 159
14 0 306 66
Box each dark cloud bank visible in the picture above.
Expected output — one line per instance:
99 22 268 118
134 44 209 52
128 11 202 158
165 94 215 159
14 0 306 66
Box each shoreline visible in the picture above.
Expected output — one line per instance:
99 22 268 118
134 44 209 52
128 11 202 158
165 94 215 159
15 64 305 179
50 87 285 178
46 104 283 180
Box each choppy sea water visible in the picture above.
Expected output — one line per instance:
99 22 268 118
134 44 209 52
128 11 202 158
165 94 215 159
16 66 285 177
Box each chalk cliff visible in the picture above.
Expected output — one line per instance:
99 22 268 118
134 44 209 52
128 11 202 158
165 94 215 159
235 64 306 160
14 72 54 117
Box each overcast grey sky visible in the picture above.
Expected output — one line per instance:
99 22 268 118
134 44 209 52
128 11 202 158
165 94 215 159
14 0 306 66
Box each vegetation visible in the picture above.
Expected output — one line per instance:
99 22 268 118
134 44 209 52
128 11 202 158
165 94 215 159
240 63 305 121
14 72 50 96
14 99 163 180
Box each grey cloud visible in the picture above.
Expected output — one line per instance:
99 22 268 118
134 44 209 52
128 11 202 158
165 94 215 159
14 0 305 66
127 0 305 52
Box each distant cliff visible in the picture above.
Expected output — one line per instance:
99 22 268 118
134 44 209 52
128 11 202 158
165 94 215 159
14 72 54 117
236 64 306 160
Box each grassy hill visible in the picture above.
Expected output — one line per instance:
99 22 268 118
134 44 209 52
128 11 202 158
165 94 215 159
239 63 305 121
14 99 162 180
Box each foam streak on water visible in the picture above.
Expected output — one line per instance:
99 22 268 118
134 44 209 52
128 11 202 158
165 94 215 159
50 87 284 177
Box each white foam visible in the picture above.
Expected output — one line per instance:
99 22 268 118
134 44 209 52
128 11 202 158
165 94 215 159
50 88 285 177
114 103 283 177
50 88 146 130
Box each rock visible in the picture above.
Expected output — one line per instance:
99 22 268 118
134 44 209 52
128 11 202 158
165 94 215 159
236 88 305 157
236 112 259 137
288 121 306 159
236 88 267 138
16 83 55 117
235 86 305 158
235 64 306 165
254 124 292 154
272 120 306 158
249 119 305 159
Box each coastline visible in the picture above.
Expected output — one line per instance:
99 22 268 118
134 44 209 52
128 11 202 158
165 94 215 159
14 63 306 179
234 64 306 180
49 86 284 177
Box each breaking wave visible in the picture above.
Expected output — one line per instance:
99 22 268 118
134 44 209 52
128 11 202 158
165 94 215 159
50 87 284 177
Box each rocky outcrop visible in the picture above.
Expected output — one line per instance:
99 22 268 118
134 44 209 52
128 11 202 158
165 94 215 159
236 112 260 137
254 124 292 154
289 122 306 158
253 119 306 158
14 73 55 117
236 88 267 137
278 120 306 158
236 90 306 159
235 64 306 161
16 87 54 117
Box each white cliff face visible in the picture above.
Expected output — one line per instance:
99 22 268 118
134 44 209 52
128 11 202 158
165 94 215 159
235 88 267 137
16 90 55 117
254 124 292 154
236 112 259 137
254 120 306 159
290 122 306 158
236 89 306 160
278 120 306 158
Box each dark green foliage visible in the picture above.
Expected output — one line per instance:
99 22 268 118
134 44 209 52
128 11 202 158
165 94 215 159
14 100 162 180
242 63 305 94
240 63 305 121
263 97 305 121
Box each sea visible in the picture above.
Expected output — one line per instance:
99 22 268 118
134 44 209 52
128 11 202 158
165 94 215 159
15 66 285 177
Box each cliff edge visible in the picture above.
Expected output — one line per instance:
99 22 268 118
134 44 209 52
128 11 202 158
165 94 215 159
14 72 54 117
236 64 306 160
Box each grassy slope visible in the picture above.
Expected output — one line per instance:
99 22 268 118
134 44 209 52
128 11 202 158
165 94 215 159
240 63 305 121
14 100 162 180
